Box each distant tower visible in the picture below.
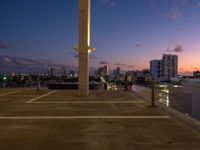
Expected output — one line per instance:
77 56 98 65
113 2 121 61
96 66 109 77
116 67 120 77
103 65 109 76
150 54 178 81
61 66 66 77
48 68 53 77
161 54 178 79
150 60 161 79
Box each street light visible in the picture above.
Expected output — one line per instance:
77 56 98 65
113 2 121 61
73 45 96 54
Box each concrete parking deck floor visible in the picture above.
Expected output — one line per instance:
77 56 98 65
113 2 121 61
0 89 199 150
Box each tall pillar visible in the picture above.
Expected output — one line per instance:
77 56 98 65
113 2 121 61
79 0 90 96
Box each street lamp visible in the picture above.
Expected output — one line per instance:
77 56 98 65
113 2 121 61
73 45 96 54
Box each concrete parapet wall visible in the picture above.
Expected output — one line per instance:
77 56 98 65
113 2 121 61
134 85 200 132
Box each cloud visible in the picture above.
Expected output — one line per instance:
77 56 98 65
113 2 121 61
98 0 115 8
136 44 142 48
127 65 134 68
149 0 157 8
196 1 200 8
191 13 198 18
3 56 12 64
100 61 109 65
179 71 193 76
114 63 126 66
1 56 53 67
174 44 184 53
194 67 200 70
159 8 183 21
150 0 200 20
0 42 18 49
180 0 189 6
0 55 76 74
149 1 189 21
167 8 183 20
167 44 184 53
114 63 121 66
0 55 101 75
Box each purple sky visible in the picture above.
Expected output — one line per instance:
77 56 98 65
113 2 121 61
1 0 200 75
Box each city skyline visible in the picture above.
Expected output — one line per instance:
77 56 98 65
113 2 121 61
1 0 200 75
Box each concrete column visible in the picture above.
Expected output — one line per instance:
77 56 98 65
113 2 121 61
79 0 90 96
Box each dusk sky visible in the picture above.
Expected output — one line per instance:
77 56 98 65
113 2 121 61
1 0 200 75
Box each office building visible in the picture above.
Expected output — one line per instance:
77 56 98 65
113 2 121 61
47 68 53 77
150 60 161 79
47 68 61 77
113 67 121 78
95 66 109 77
161 54 178 78
150 54 178 81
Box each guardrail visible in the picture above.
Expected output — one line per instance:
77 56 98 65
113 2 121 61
132 84 200 132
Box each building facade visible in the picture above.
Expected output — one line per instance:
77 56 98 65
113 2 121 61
113 67 121 78
150 54 178 81
150 60 161 79
95 66 109 77
161 54 178 79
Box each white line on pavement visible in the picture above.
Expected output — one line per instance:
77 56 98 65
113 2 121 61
30 101 145 104
25 90 57 103
0 90 22 97
0 116 170 120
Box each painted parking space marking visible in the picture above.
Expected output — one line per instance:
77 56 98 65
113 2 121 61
30 100 145 104
25 90 57 103
0 90 22 97
0 115 170 120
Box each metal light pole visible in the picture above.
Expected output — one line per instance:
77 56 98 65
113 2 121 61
151 77 155 107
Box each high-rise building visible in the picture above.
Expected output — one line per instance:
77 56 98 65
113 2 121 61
113 67 121 78
161 54 178 78
47 67 61 77
95 66 109 77
116 67 120 76
47 68 53 77
150 60 161 79
150 54 178 81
